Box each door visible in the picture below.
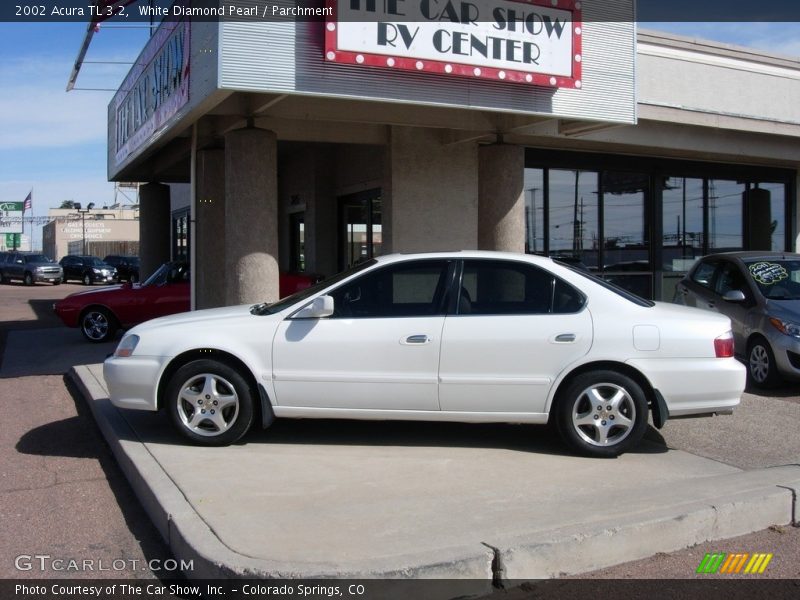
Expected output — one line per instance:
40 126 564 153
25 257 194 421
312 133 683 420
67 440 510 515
116 264 190 325
439 259 592 414
677 258 719 309
272 260 453 410
710 260 755 350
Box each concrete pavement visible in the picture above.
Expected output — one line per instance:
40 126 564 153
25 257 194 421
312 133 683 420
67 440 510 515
71 363 800 585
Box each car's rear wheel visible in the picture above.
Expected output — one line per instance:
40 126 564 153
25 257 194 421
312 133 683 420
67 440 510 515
53 279 61 285
556 370 648 458
82 273 92 286
130 273 138 283
747 337 782 389
80 308 117 343
23 272 33 286
166 360 255 446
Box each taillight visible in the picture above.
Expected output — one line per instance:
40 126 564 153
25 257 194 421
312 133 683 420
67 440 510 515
714 331 735 358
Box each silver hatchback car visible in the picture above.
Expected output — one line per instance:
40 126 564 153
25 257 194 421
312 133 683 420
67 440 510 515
675 251 800 388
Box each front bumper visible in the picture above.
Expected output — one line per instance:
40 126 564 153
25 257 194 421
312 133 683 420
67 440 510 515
103 355 165 411
34 270 62 282
765 330 800 382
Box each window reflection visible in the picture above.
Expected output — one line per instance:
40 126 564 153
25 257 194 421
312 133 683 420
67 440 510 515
524 169 544 254
708 179 744 251
662 177 703 271
754 182 785 252
602 172 649 271
548 169 599 269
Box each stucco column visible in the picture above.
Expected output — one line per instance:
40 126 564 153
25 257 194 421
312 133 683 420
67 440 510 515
195 149 226 309
138 183 172 282
388 126 478 252
224 127 279 305
478 144 525 253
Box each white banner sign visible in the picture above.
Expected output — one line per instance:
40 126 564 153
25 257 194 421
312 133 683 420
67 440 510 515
326 0 582 87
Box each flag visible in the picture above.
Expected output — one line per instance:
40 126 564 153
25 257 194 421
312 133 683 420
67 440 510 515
23 191 32 213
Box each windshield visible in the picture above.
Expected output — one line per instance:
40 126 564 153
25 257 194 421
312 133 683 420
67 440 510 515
744 259 800 300
87 257 107 267
251 260 378 315
141 263 170 287
25 255 51 263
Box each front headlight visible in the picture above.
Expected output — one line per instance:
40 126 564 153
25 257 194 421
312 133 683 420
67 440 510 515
769 317 800 338
114 334 140 357
92 268 102 274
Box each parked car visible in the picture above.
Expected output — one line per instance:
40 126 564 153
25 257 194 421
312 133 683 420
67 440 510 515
103 255 140 283
0 251 63 285
675 251 800 388
103 251 745 457
59 255 118 285
55 262 319 343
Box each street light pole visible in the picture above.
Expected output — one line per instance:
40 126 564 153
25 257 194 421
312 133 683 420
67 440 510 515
74 202 95 255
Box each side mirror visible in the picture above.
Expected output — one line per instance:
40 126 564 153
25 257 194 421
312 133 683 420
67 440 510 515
295 295 334 319
722 290 746 303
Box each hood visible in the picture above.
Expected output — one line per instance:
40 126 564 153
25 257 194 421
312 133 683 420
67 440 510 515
131 303 262 333
60 284 125 301
764 299 800 323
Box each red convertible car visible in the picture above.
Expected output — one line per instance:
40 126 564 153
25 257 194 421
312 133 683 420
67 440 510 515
54 262 318 342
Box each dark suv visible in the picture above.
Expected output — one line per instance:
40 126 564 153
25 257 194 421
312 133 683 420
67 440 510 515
0 251 63 285
59 255 118 285
103 255 140 283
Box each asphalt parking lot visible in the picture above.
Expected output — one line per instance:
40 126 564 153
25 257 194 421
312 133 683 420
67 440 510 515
1 281 799 591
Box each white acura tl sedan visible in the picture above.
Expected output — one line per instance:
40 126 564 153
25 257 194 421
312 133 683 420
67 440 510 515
104 252 745 457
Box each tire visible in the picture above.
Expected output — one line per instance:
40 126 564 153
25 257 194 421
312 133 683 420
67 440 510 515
747 337 782 389
23 272 34 286
555 370 648 458
53 279 61 286
130 273 138 284
80 308 117 343
82 273 92 286
166 360 256 446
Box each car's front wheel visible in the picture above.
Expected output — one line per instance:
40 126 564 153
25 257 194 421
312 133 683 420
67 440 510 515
747 337 782 389
23 272 33 286
555 370 648 458
82 273 92 286
80 308 117 343
166 360 256 446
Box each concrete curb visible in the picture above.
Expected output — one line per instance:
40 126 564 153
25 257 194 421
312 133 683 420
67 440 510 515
69 364 800 586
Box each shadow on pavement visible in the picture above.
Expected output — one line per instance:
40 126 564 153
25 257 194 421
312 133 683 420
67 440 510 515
14 375 180 578
119 407 668 458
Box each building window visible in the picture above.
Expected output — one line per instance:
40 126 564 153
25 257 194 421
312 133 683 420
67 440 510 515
524 151 793 301
172 209 190 262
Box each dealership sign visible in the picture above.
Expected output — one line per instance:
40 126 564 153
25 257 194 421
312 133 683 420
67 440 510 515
325 0 582 87
113 16 190 168
0 202 23 235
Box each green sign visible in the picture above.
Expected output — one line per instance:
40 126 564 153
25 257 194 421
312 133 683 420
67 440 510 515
4 233 20 248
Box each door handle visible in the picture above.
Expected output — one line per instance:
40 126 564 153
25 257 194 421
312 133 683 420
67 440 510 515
402 334 430 345
553 333 576 343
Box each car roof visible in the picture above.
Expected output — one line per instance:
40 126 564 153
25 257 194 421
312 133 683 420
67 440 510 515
700 251 800 262
375 250 559 265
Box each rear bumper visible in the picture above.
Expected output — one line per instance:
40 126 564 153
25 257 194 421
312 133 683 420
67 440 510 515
627 357 746 418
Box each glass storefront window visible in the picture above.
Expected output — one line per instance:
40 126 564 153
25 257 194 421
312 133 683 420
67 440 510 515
754 182 786 252
708 179 745 252
548 169 599 270
662 177 703 271
602 172 649 271
524 168 544 254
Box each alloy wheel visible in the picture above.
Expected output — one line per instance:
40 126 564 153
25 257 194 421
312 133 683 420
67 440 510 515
749 344 770 384
175 373 240 437
82 311 111 341
570 383 636 447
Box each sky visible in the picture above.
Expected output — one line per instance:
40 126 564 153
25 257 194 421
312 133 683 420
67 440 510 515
0 16 798 250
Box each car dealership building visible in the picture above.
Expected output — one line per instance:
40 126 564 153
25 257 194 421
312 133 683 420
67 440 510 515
107 0 800 308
